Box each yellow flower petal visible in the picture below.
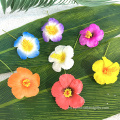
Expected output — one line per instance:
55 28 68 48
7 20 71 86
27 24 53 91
92 60 103 72
102 57 113 67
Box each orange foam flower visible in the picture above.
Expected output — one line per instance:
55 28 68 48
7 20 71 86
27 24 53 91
8 67 40 99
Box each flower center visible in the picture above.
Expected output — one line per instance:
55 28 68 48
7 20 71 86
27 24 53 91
50 52 66 63
22 79 31 87
85 31 92 38
46 25 58 35
64 88 72 98
22 39 33 52
103 67 118 75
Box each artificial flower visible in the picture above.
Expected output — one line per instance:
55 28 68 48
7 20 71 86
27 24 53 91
14 32 40 60
8 67 40 99
79 24 104 48
92 57 120 85
41 18 64 42
51 74 85 110
48 45 74 72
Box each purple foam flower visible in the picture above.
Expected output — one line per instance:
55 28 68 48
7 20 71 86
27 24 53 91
79 24 104 48
41 18 64 42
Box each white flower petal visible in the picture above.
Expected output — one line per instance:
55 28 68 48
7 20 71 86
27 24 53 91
55 45 65 53
48 51 57 62
63 45 74 58
61 58 74 70
52 62 62 72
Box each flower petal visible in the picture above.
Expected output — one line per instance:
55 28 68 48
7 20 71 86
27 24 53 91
57 23 64 34
69 79 83 94
102 57 113 68
17 48 27 60
63 45 74 58
34 38 40 50
55 45 65 53
51 81 63 97
92 60 104 72
50 34 62 42
52 62 62 72
8 73 22 87
17 67 33 77
55 95 70 110
59 74 75 88
30 73 40 87
61 58 74 70
86 38 99 48
89 23 100 31
41 22 48 31
48 18 59 24
70 94 85 108
79 35 87 46
11 86 24 99
27 50 40 59
23 32 34 38
14 36 22 47
42 32 49 42
95 30 104 41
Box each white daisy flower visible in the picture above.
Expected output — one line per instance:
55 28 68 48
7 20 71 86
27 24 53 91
48 45 74 72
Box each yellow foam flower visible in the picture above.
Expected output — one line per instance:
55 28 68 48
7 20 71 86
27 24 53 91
92 57 120 85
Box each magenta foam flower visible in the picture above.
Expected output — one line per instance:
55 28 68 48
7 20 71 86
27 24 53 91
41 18 64 42
79 24 104 48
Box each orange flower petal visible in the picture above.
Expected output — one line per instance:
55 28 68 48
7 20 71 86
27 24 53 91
23 86 39 98
8 73 23 87
30 73 40 87
12 86 24 99
17 67 32 77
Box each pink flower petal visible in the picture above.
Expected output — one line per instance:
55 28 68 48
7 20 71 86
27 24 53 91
79 35 87 46
89 23 100 31
55 95 70 110
51 81 63 97
70 94 85 108
59 74 75 88
69 79 83 94
95 30 104 41
86 38 99 48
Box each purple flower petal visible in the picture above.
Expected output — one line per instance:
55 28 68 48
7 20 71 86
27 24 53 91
48 18 59 24
51 34 62 42
42 32 49 42
57 23 64 34
41 22 48 31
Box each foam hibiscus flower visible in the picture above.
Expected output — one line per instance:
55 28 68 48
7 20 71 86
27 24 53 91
41 18 64 42
14 32 40 60
92 57 120 85
48 45 74 72
79 24 104 48
8 67 40 99
51 74 85 110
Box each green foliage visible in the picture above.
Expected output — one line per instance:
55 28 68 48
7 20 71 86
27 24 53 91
0 4 120 120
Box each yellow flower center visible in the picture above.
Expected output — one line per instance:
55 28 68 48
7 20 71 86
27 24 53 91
22 39 33 52
22 79 31 87
46 25 58 35
64 88 72 98
50 52 66 63
85 31 92 38
103 67 118 75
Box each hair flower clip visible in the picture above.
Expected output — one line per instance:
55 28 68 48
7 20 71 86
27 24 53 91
41 18 64 42
51 74 85 110
14 32 40 60
8 67 40 99
48 45 74 72
92 57 120 85
79 24 104 48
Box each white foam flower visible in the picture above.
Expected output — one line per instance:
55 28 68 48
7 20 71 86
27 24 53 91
48 45 74 72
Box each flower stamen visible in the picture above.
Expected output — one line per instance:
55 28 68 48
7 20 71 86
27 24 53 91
64 88 72 98
22 79 31 87
85 31 92 38
22 39 33 52
46 25 58 35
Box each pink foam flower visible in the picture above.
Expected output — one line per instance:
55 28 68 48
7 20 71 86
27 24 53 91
79 24 104 48
51 74 85 110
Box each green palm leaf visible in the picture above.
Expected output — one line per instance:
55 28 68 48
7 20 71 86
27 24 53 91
0 4 120 119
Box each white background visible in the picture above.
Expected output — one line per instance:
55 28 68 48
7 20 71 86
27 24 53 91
0 1 120 120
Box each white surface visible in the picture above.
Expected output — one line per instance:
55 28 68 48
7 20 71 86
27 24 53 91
0 2 120 120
